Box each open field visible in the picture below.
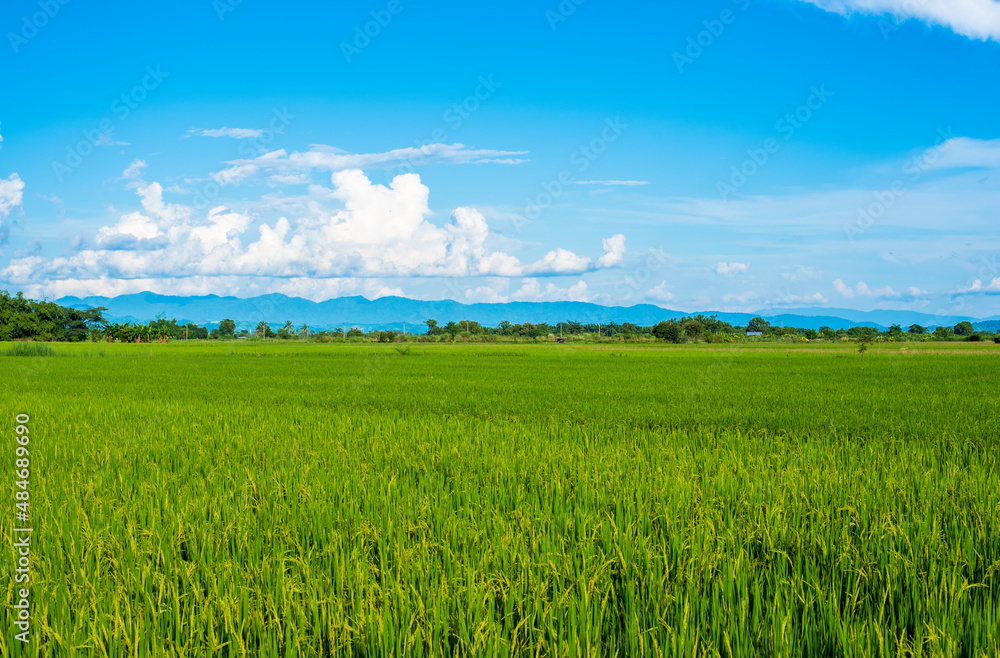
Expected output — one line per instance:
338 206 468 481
2 342 998 656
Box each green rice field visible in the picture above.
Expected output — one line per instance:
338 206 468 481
2 342 998 656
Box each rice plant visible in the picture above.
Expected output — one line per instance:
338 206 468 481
2 343 57 357
1 341 997 656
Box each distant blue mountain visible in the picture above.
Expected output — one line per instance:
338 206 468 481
55 292 988 332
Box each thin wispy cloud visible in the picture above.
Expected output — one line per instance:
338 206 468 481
575 180 650 186
188 127 266 139
212 143 529 185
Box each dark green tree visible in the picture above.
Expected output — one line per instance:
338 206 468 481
651 321 682 343
748 317 770 334
218 319 236 339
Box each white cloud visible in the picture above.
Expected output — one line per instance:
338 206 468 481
0 121 4 149
833 278 900 299
509 278 591 303
761 292 829 306
922 137 1000 170
781 266 821 282
212 164 260 186
1 173 25 243
136 182 192 226
122 159 147 180
95 212 167 250
96 132 129 146
268 173 312 185
714 262 749 276
5 170 621 295
575 180 650 186
959 278 1000 293
723 292 760 304
647 281 674 305
526 248 591 275
596 234 626 268
796 0 1000 41
0 173 24 220
189 127 265 139
212 143 528 185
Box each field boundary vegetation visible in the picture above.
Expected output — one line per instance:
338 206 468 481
2 290 999 346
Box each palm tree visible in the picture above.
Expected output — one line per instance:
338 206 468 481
299 324 309 338
103 323 120 342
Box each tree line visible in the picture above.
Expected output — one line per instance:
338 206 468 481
1 290 997 344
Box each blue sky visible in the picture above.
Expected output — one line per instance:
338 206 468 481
1 0 999 316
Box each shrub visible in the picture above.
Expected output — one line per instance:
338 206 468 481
3 342 57 357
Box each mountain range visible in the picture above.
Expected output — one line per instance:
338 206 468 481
55 292 999 332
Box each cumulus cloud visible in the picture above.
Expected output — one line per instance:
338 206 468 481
958 278 1000 293
596 234 626 268
188 127 265 139
525 248 591 275
5 170 622 295
833 278 900 299
714 262 749 276
510 278 590 303
95 212 169 250
212 143 529 185
647 281 674 304
0 174 24 219
796 0 1000 41
122 159 147 180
